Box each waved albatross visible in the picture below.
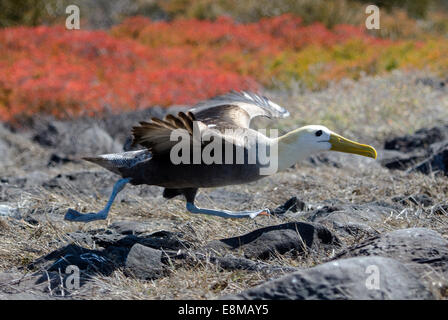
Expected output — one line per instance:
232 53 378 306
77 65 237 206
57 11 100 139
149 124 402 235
65 91 377 222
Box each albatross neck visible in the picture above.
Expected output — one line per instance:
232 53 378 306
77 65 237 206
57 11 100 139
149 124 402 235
273 129 307 172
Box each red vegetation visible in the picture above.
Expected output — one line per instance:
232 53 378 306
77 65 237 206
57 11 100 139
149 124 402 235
0 23 258 121
0 14 408 122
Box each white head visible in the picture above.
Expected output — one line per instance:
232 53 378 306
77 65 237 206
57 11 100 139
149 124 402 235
294 125 333 154
277 124 377 171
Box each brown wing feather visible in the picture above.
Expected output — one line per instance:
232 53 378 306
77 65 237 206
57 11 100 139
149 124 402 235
190 91 289 128
132 91 288 155
192 105 251 129
164 114 185 128
150 117 177 130
132 111 203 155
177 111 194 134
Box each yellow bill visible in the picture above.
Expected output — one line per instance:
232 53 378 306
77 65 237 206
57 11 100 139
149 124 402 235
329 133 377 159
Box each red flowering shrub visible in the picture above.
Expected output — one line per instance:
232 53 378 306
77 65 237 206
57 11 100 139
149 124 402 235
0 24 257 121
0 14 446 122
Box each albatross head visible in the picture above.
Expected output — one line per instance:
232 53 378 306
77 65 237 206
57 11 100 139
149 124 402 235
294 125 377 159
277 125 377 171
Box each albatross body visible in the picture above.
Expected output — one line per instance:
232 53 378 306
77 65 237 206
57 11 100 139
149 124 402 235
65 91 377 222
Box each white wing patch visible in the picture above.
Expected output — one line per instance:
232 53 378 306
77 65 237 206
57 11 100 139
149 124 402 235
191 90 290 119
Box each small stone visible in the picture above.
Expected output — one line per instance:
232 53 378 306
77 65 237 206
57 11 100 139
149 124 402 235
125 244 168 280
271 197 306 215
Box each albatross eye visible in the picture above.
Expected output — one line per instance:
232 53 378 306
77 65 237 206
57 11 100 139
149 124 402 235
315 130 323 137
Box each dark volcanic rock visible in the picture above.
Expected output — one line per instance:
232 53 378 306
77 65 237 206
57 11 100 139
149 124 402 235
64 228 188 251
384 125 448 153
433 203 448 215
380 149 426 170
33 121 121 156
333 228 448 283
48 153 76 166
32 121 62 147
305 202 398 224
225 256 434 300
92 230 188 251
381 125 448 176
0 266 98 299
332 221 377 237
172 250 298 275
30 227 189 281
205 254 297 274
109 220 176 235
0 271 72 299
271 197 306 215
124 244 168 280
28 244 114 275
410 141 448 176
392 194 434 207
303 201 400 236
206 222 340 259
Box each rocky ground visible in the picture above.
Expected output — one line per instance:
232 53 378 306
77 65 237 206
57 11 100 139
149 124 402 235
0 71 448 300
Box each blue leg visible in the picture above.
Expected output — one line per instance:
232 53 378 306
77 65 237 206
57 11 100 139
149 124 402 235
186 202 270 219
64 178 131 222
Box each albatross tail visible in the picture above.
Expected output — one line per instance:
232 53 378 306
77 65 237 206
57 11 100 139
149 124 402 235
83 149 151 175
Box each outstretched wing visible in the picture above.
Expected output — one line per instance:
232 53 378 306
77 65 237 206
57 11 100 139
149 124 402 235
189 90 289 128
132 91 288 155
